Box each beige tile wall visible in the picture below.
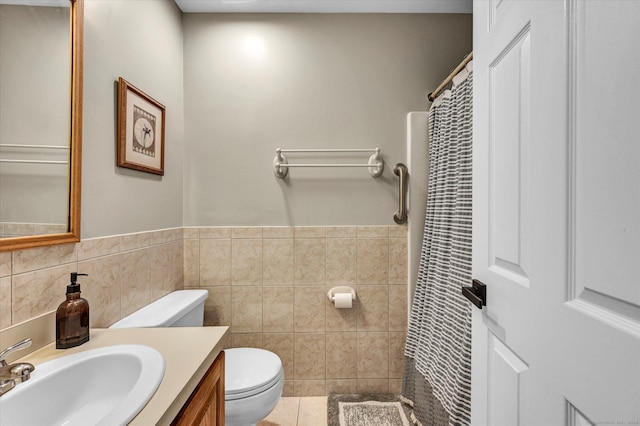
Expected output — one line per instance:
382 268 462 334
1 225 408 397
184 225 408 397
0 228 184 331
0 222 68 238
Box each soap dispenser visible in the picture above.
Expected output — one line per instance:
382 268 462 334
56 273 90 349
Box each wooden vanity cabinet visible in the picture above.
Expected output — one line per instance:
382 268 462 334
172 351 225 426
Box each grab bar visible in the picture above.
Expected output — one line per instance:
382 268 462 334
393 163 408 224
273 147 384 178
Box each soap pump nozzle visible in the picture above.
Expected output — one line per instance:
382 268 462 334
67 272 88 294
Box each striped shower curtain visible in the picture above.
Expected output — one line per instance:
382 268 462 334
402 62 473 426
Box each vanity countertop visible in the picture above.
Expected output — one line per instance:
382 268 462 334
16 326 229 425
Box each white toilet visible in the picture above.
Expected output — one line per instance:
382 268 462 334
225 347 284 426
109 290 284 426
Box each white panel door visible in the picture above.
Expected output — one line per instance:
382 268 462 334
472 1 640 425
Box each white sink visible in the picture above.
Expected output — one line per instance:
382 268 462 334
0 344 165 426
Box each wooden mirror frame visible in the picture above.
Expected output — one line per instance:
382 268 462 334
0 0 83 252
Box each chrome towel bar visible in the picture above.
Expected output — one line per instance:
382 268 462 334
0 144 68 149
273 147 384 178
0 159 68 164
0 144 69 164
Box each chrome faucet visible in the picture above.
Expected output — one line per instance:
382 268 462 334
0 338 35 396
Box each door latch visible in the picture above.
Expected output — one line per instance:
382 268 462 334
462 279 487 309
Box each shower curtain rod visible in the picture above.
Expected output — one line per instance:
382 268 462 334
427 51 473 102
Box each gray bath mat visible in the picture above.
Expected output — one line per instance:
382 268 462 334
328 394 411 426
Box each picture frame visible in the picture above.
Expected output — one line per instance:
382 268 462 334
117 77 165 175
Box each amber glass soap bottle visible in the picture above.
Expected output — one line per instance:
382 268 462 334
56 272 90 349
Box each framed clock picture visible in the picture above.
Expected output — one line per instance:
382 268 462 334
117 77 165 175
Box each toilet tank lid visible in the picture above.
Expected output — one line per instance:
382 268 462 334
109 290 209 328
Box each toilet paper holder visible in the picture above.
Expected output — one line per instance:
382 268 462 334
327 286 356 303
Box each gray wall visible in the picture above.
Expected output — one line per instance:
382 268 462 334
78 7 471 237
183 13 472 226
82 0 184 238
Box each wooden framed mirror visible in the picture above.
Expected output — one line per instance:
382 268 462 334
0 0 83 252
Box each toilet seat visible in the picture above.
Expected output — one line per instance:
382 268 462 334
226 368 283 401
225 348 283 401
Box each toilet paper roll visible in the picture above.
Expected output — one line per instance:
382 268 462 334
334 293 352 309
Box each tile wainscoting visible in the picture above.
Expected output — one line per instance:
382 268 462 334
0 225 408 397
0 228 184 330
184 226 408 396
0 222 67 238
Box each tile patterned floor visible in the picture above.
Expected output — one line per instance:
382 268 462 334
258 397 328 426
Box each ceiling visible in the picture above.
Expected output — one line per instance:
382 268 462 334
174 0 472 14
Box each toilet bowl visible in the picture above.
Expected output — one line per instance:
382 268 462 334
109 290 283 426
225 347 284 426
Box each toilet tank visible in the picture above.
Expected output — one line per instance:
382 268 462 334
109 290 209 329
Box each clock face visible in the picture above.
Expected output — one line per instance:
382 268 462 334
133 117 154 148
